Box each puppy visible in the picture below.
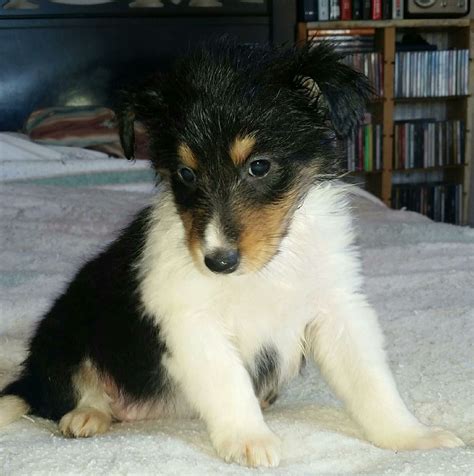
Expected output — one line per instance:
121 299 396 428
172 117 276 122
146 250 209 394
0 42 463 467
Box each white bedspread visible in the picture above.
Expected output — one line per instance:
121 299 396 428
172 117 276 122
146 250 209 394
0 138 473 475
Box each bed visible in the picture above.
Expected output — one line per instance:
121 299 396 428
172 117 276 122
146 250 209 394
0 3 473 474
1 133 473 474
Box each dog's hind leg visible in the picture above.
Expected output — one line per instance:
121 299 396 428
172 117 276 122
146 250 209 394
0 395 30 427
305 290 464 451
58 360 112 438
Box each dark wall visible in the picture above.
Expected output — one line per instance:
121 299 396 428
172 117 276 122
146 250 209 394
0 15 273 131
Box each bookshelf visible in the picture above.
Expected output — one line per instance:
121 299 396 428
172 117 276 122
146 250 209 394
297 19 472 225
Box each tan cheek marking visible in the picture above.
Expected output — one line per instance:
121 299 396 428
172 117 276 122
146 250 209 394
238 192 299 271
229 135 256 166
178 143 198 169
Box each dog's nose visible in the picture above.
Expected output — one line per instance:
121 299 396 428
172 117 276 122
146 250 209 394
204 249 240 274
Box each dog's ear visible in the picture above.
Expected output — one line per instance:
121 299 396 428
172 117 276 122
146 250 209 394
115 77 164 160
281 43 373 137
116 96 136 160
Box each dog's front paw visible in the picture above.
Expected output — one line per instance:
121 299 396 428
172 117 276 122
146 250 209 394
59 407 111 438
400 427 464 450
372 426 464 451
212 426 281 467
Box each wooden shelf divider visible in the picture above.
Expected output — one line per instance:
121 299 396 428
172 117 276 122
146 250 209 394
304 19 470 30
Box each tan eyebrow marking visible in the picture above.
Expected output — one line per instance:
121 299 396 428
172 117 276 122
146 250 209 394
178 143 198 169
229 135 256 166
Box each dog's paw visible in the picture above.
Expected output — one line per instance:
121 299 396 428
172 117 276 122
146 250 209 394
59 407 111 438
372 426 464 451
212 427 281 467
399 427 464 450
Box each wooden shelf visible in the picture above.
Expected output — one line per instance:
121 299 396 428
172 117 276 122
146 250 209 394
303 19 470 30
349 170 383 175
297 18 472 224
349 166 464 175
392 164 466 173
394 95 471 103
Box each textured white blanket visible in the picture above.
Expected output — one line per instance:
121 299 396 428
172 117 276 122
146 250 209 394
0 176 473 474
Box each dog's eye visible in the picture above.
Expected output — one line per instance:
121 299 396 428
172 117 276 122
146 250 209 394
248 159 271 178
177 167 196 186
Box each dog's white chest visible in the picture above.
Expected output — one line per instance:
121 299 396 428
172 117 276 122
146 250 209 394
217 275 312 382
139 184 356 391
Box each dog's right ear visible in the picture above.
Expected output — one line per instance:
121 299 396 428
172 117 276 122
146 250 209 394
115 78 164 160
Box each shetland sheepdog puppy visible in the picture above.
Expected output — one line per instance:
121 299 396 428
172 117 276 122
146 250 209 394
0 42 463 467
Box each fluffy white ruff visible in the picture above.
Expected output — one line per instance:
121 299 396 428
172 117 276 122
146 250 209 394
135 182 463 466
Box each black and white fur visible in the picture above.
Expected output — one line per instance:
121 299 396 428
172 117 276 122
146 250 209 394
0 42 463 467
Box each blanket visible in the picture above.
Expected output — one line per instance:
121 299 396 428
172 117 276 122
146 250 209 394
0 150 473 474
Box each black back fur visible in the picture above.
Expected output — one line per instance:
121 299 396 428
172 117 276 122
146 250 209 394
3 208 170 420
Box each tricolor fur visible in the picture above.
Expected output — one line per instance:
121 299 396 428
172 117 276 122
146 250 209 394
0 41 463 467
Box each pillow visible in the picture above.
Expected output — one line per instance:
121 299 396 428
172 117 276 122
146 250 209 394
24 106 149 159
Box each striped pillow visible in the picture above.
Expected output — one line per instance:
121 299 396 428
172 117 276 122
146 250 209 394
25 106 149 159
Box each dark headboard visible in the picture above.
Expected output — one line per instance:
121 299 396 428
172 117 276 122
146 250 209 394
0 1 295 131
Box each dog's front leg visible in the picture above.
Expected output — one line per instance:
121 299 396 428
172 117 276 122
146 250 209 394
305 290 464 450
163 312 280 467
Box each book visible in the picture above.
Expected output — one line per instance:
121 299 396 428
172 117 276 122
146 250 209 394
393 119 464 170
308 28 376 36
364 121 373 171
392 0 403 19
340 0 352 20
317 0 329 20
341 52 383 95
371 0 382 20
392 183 463 224
382 0 391 19
298 0 317 21
362 0 371 19
375 124 382 170
394 49 469 98
311 37 375 54
329 0 340 19
352 0 363 19
346 113 383 173
309 27 377 54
